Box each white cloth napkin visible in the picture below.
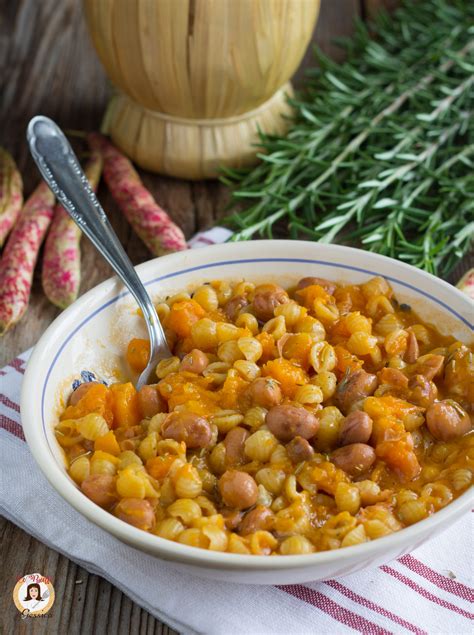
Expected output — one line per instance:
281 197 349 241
1 228 473 634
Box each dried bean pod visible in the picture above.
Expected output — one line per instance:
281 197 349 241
0 148 23 247
0 182 55 333
87 133 187 256
42 152 103 308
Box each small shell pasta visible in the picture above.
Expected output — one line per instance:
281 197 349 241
155 302 170 321
280 535 314 554
313 299 339 323
341 524 367 547
155 518 184 540
56 273 473 558
243 406 268 428
172 464 202 498
177 528 209 548
311 370 337 400
295 315 326 342
256 484 273 507
274 301 306 327
156 356 180 379
216 322 244 343
250 531 278 555
167 498 202 523
237 337 263 362
309 342 336 372
138 432 158 462
345 312 372 335
451 468 472 491
397 499 427 525
374 313 401 336
117 467 146 498
227 534 251 554
211 410 244 433
315 406 344 451
218 340 245 364
69 455 91 484
235 312 259 335
191 318 218 350
74 414 109 440
294 384 324 404
347 332 378 356
193 285 219 311
244 430 278 462
255 467 286 495
234 360 261 381
201 525 228 551
90 451 118 476
335 482 360 515
262 315 286 339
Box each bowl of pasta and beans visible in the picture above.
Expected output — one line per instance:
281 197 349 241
21 241 473 584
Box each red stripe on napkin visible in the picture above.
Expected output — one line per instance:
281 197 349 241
399 554 474 602
8 357 25 374
0 393 21 413
0 414 26 441
325 579 426 634
381 566 474 619
278 584 391 634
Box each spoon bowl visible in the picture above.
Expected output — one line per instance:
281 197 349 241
27 115 170 389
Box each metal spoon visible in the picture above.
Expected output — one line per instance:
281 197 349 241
27 115 171 390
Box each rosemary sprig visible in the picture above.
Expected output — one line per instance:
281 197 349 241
222 0 474 278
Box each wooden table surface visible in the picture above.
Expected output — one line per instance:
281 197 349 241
1 0 471 633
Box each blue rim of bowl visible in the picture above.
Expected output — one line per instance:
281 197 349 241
41 257 473 453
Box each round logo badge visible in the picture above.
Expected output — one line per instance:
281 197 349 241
13 573 55 617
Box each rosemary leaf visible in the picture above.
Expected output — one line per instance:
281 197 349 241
223 0 474 278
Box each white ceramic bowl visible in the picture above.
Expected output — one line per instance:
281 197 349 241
21 240 473 584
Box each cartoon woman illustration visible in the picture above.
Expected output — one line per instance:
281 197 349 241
22 583 47 611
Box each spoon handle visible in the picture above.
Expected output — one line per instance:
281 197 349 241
27 116 170 369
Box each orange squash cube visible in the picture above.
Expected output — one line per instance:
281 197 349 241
94 430 121 456
126 338 150 373
109 382 141 428
166 300 206 338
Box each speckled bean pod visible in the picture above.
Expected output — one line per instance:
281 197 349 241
42 151 103 309
0 148 23 247
0 182 55 334
88 133 187 256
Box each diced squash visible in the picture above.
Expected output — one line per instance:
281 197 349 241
109 382 141 428
256 332 277 363
364 396 424 431
126 338 150 373
146 455 176 480
262 358 307 398
158 372 219 414
334 345 363 378
91 450 120 466
334 285 365 313
219 373 250 409
166 300 206 338
376 438 421 482
94 430 121 456
60 383 113 428
296 284 331 308
282 333 313 369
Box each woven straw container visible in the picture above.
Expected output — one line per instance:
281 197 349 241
84 0 320 179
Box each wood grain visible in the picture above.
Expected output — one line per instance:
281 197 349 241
0 517 176 635
364 0 400 18
2 0 470 633
294 0 360 86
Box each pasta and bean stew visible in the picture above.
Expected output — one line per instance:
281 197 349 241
56 276 473 555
